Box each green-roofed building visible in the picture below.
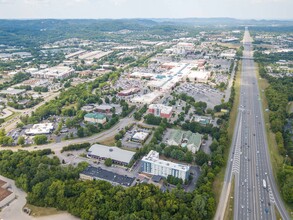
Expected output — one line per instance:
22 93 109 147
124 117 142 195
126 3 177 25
167 129 202 153
84 113 107 124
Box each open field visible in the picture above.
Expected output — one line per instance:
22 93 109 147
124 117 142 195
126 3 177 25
224 177 235 220
217 42 241 49
25 204 64 217
98 136 116 146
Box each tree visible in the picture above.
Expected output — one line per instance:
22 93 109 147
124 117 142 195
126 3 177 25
17 136 25 146
116 140 122 148
104 158 113 167
195 150 209 166
33 135 47 145
77 127 85 138
105 97 110 104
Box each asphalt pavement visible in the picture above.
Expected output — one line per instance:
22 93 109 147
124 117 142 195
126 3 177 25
215 28 290 220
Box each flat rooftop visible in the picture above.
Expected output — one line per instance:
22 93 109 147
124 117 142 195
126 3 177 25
142 150 190 172
88 144 135 164
0 180 12 202
81 166 135 187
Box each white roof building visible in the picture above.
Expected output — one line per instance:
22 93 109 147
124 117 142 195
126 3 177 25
132 132 149 142
0 88 26 96
141 150 190 180
185 70 211 83
31 66 74 79
131 92 161 105
87 144 135 165
25 123 54 135
130 72 154 79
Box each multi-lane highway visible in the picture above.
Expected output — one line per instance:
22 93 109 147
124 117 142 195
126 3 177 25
215 28 290 220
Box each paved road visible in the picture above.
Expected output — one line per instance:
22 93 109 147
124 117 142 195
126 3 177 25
1 116 135 153
0 91 60 132
215 28 290 220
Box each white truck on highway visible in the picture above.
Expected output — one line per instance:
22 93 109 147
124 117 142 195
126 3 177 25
263 179 267 189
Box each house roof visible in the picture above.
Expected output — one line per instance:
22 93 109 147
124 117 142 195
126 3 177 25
168 129 202 149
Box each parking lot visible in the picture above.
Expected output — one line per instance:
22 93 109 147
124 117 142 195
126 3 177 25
122 126 151 149
175 83 225 108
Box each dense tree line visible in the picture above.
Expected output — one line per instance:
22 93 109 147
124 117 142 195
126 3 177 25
0 149 217 220
61 142 91 153
257 62 293 205
134 104 148 121
258 63 293 160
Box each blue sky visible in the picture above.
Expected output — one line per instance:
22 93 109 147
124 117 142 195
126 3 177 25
0 0 292 20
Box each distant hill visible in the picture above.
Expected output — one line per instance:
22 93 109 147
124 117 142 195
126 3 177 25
0 18 292 47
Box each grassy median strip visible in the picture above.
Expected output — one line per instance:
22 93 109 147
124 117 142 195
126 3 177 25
224 177 235 220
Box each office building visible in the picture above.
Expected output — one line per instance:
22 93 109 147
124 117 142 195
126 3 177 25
141 150 190 180
148 104 173 119
84 113 107 124
87 144 135 166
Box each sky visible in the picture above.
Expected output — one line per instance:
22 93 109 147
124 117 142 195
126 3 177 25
0 0 292 20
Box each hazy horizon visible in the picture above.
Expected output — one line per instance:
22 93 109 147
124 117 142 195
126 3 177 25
0 0 292 20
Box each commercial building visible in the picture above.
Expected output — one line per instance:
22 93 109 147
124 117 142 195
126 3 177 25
131 92 161 105
131 131 149 143
25 123 54 135
118 88 140 96
148 104 173 119
20 79 49 88
184 70 211 83
175 42 195 55
129 72 154 79
31 66 74 79
80 166 135 187
193 116 211 125
0 88 25 96
87 144 135 166
141 150 190 180
95 104 113 114
166 129 202 153
84 113 107 124
0 179 16 208
220 49 236 59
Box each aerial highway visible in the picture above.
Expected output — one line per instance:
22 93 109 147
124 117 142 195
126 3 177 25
215 28 290 220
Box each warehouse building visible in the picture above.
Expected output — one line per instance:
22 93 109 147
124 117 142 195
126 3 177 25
0 88 26 96
141 150 190 180
31 66 74 79
87 144 135 166
80 166 135 187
